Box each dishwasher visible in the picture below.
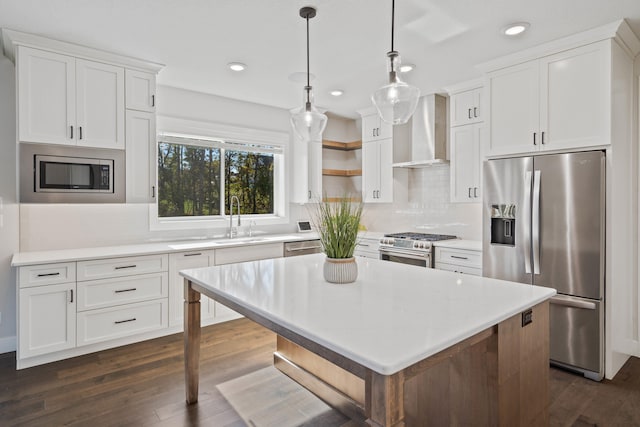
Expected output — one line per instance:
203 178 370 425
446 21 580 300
283 239 323 257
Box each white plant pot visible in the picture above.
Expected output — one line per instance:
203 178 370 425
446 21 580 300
323 257 358 284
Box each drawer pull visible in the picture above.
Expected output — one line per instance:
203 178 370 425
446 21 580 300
37 272 61 277
114 265 137 270
115 318 137 324
183 253 202 257
114 288 137 293
451 255 468 260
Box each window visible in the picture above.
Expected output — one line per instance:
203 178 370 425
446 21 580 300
157 134 281 220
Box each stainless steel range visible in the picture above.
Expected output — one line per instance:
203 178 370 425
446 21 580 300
379 232 457 268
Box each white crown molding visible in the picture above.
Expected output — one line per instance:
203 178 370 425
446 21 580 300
1 28 164 73
477 19 640 73
442 78 484 95
356 106 377 117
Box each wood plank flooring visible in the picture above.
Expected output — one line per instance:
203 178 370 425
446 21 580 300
0 318 639 426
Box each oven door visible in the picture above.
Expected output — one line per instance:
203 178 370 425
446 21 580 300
379 248 431 268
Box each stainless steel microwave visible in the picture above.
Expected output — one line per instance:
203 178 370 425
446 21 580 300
20 144 125 203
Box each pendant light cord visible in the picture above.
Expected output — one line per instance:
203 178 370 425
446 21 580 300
390 0 395 52
306 14 310 88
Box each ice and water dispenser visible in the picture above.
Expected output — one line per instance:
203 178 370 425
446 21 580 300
490 204 515 246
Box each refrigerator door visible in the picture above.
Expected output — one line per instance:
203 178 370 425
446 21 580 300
483 157 533 284
532 151 605 299
549 295 603 377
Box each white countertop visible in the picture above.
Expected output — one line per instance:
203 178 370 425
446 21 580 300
180 253 555 375
432 239 482 251
11 232 320 267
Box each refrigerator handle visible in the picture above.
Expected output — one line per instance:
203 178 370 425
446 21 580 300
523 171 533 274
532 170 541 275
550 295 597 310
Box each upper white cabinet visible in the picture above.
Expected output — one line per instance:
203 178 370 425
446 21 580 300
450 124 483 202
362 139 393 203
486 41 609 156
450 87 482 126
126 110 157 203
291 138 322 203
361 113 392 142
17 46 125 149
125 69 156 112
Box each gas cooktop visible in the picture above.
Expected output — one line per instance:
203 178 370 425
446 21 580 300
384 232 458 242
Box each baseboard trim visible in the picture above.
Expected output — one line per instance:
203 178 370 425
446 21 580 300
0 335 16 354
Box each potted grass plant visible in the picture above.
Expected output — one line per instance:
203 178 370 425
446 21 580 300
310 197 364 284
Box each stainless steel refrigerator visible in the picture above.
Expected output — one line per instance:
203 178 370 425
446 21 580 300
483 151 605 381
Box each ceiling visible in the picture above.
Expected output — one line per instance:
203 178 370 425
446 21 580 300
1 0 640 119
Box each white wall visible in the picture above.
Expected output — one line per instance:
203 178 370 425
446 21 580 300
0 56 19 352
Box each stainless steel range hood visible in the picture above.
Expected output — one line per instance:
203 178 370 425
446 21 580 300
392 94 448 168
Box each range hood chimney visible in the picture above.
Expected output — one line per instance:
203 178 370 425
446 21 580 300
392 94 448 168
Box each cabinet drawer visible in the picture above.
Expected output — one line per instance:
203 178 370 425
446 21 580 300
77 254 168 281
19 262 76 288
215 242 282 265
77 299 167 346
435 248 482 268
77 272 168 311
435 262 482 276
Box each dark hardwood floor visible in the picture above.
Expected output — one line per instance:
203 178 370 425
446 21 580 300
1 318 639 426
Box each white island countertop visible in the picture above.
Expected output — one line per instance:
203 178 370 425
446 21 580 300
180 253 555 376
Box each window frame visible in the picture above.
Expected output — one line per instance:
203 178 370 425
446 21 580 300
150 116 289 232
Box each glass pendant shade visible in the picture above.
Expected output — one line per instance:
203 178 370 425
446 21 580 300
372 51 420 125
291 86 327 142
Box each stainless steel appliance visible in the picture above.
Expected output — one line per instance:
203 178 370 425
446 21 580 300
379 232 457 267
20 143 125 203
284 239 323 257
483 151 605 381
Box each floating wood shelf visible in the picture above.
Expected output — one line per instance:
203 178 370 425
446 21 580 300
322 168 362 177
322 140 362 151
322 197 362 203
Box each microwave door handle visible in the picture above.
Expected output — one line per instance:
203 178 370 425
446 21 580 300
523 171 532 274
532 170 541 275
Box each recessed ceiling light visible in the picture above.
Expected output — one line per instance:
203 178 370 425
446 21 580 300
399 64 415 73
330 90 344 97
503 22 530 36
228 62 246 71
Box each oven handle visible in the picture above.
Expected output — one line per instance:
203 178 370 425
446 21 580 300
379 248 430 261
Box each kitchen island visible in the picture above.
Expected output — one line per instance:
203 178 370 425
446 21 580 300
180 254 555 426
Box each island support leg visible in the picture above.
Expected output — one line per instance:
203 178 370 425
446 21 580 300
365 371 405 427
184 279 201 404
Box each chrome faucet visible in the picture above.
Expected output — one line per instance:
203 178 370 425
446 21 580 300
229 195 241 238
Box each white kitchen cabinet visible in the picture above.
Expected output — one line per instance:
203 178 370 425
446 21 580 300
126 110 157 203
354 236 380 259
291 138 322 203
434 247 482 276
125 69 156 112
17 46 125 149
487 41 609 156
450 124 483 202
450 87 482 127
362 139 393 203
361 113 392 143
19 282 76 358
168 250 216 327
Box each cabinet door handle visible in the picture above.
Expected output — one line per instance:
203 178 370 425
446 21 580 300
451 255 468 260
151 94 155 107
79 127 83 140
473 107 478 118
37 272 60 277
69 289 74 303
114 264 137 270
533 132 537 145
115 288 137 293
152 186 156 199
474 187 478 198
308 190 311 199
468 187 472 198
468 108 472 119
183 253 202 257
115 318 137 324
70 125 74 139
541 131 545 145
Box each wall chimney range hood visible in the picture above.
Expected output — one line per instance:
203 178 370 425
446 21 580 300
392 94 448 168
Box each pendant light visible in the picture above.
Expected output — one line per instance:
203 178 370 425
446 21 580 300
291 7 327 143
371 0 420 125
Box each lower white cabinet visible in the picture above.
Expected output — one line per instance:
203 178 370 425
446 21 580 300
19 282 76 358
77 299 167 346
354 236 380 259
434 247 482 276
168 250 216 327
77 272 167 311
